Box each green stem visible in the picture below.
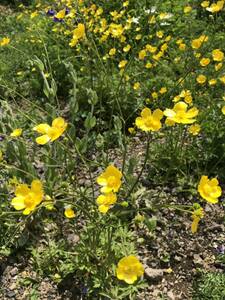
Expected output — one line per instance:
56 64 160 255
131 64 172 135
125 133 151 199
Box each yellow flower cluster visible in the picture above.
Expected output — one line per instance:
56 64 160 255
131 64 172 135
96 165 122 213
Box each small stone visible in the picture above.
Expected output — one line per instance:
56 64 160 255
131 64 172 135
7 291 16 298
9 283 17 290
193 254 204 266
145 267 164 282
10 267 18 276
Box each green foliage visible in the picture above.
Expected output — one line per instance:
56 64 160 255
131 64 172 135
193 272 225 300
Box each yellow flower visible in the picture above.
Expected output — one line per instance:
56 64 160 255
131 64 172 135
10 128 22 137
201 1 210 7
96 192 117 213
11 180 44 215
152 92 158 100
133 82 140 90
198 175 222 204
55 9 66 19
0 37 10 46
128 127 135 134
200 57 210 67
138 49 147 60
156 31 164 38
184 6 192 13
196 74 207 84
191 207 204 234
97 165 122 193
164 102 198 124
116 255 144 284
64 206 76 218
221 106 225 115
135 34 142 40
220 76 225 84
209 79 217 86
159 87 167 94
69 23 85 47
109 48 116 56
118 60 127 68
179 43 186 51
135 108 163 132
173 95 181 103
215 63 223 71
191 35 208 49
33 117 67 145
146 44 157 53
123 45 131 52
206 0 224 13
30 11 38 19
212 49 224 61
191 39 202 49
180 90 192 104
188 124 201 135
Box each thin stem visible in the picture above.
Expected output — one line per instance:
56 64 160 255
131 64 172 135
125 133 151 199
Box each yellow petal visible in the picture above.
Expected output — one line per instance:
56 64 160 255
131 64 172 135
164 109 176 118
36 135 50 145
191 216 200 233
173 101 188 112
11 197 26 210
152 109 163 120
10 128 22 137
98 204 110 214
52 117 66 128
33 123 50 134
15 184 30 197
23 208 32 215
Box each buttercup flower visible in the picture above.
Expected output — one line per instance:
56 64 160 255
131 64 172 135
206 0 224 13
96 192 117 213
33 117 67 145
164 102 198 124
10 128 22 137
69 23 85 47
191 206 204 234
222 106 225 115
201 1 210 7
118 60 128 68
11 180 44 215
64 206 76 218
97 165 122 193
188 124 201 135
200 57 210 67
55 9 66 20
184 6 192 13
198 175 222 203
135 108 163 131
196 74 207 84
0 37 10 46
116 255 144 284
212 49 224 61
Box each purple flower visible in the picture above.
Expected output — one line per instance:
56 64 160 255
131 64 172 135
65 7 70 15
53 17 63 23
47 9 55 16
217 244 225 254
